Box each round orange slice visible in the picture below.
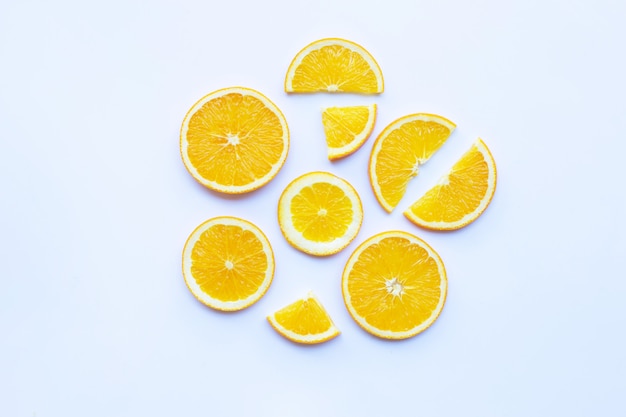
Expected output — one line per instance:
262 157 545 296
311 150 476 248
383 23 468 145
404 138 497 230
278 171 363 256
322 104 377 160
342 230 447 339
267 291 340 344
180 87 289 194
369 113 456 212
285 38 384 94
182 216 274 311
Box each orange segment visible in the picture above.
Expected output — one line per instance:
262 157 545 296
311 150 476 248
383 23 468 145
369 113 455 212
182 216 274 311
322 104 377 160
180 87 289 194
404 138 497 230
285 38 384 94
267 291 340 344
342 231 447 339
278 171 363 256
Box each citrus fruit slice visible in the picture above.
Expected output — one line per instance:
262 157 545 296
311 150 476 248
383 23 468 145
404 138 497 230
369 113 456 212
342 230 447 339
278 171 363 256
322 104 377 160
285 38 384 94
182 216 274 311
180 87 289 194
267 291 340 344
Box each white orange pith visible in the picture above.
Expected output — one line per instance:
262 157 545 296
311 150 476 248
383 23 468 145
285 38 384 94
322 104 377 160
278 171 363 256
342 230 447 339
180 87 289 194
267 291 340 344
182 216 274 311
404 138 497 230
369 113 456 212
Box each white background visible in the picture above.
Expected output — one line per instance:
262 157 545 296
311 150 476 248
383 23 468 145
1 0 625 415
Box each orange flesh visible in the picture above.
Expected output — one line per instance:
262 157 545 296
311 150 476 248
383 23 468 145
186 93 285 186
291 45 379 93
410 145 489 223
273 298 333 335
346 236 442 332
375 119 453 209
190 224 268 302
322 106 372 149
291 183 354 243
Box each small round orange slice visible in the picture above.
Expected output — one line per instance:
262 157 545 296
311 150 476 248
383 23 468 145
182 216 274 311
278 171 363 256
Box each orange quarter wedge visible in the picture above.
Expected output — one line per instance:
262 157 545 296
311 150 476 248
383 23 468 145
267 291 340 344
322 104 377 160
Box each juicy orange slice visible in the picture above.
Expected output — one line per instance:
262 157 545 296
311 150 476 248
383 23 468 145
404 138 497 230
285 38 384 94
182 216 274 311
369 113 456 212
267 291 340 344
180 87 289 194
278 171 363 256
322 104 377 160
342 230 447 339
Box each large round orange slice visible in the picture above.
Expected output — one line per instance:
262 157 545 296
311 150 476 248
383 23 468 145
180 87 289 194
342 230 447 339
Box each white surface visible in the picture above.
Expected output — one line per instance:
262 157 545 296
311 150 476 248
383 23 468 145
1 0 625 415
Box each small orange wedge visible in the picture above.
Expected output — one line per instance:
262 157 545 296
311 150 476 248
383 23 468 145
322 104 377 160
267 291 340 344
